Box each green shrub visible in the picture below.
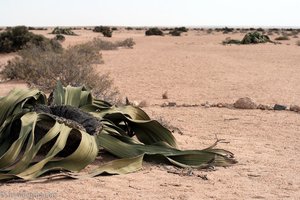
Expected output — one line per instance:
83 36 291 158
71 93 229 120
145 28 163 36
174 27 188 32
93 26 113 37
169 30 182 36
51 27 76 35
0 26 58 53
55 34 66 42
275 35 290 40
241 31 271 44
222 32 273 45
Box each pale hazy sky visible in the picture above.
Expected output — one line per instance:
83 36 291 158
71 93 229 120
1 0 300 27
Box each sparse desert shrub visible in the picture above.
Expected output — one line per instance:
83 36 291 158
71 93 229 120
206 29 213 34
241 31 271 44
222 32 273 45
115 38 135 48
297 41 300 46
222 27 234 34
275 35 290 40
85 38 135 50
93 26 113 37
256 28 264 32
174 27 188 32
145 28 163 36
28 27 47 31
1 41 118 102
125 27 133 30
51 27 76 35
112 27 118 31
222 37 241 45
169 30 182 36
54 34 65 42
0 26 58 53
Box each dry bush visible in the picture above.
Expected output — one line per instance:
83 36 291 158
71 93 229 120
275 35 290 40
1 41 120 103
88 38 135 50
115 38 135 48
51 27 77 35
0 26 54 53
93 26 113 37
145 28 164 36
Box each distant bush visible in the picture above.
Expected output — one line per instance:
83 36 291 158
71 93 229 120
93 26 113 37
222 32 273 45
1 40 119 102
145 28 163 36
112 27 118 31
241 32 271 44
169 30 182 36
274 35 290 40
115 38 135 48
54 34 65 42
174 27 188 32
51 27 77 35
0 26 60 53
296 41 300 46
125 27 133 30
256 28 264 32
87 38 135 50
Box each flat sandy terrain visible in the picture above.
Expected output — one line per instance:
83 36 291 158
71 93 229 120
0 29 299 200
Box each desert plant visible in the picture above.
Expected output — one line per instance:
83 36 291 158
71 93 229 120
93 26 113 37
0 40 118 102
51 27 76 35
297 41 300 46
54 34 65 42
241 31 271 44
169 30 182 36
275 35 290 40
0 83 236 181
115 38 135 48
174 27 188 32
112 27 118 31
0 26 58 53
222 32 273 45
145 28 164 36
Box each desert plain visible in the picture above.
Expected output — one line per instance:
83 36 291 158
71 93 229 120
0 28 299 199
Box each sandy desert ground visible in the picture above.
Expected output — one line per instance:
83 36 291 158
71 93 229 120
0 29 299 200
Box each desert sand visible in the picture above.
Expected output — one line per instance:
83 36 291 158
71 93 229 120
0 29 299 200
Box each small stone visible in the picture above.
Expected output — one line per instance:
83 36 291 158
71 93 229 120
290 105 300 112
273 104 287 111
233 97 257 109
